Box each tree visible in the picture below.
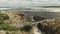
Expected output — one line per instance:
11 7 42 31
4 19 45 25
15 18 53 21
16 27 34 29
33 15 45 21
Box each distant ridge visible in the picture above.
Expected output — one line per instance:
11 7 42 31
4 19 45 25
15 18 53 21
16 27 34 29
31 6 60 8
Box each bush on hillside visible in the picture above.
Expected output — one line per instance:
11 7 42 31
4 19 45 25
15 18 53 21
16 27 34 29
0 13 9 24
37 19 60 34
20 25 32 32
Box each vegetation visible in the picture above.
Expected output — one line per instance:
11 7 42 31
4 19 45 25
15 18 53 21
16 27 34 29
25 16 32 22
0 12 9 24
33 15 46 21
0 24 32 31
20 25 32 32
2 14 9 20
37 19 60 34
0 12 18 31
0 12 32 32
0 24 18 31
37 23 45 32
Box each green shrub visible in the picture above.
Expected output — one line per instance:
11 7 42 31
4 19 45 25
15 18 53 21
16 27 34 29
0 13 9 24
20 25 32 32
0 24 18 31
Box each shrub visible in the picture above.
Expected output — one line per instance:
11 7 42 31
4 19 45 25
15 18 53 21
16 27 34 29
33 15 46 21
0 24 17 31
20 25 32 32
0 13 9 24
37 20 60 34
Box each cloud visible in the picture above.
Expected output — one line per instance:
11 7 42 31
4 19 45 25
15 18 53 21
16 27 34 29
0 0 60 7
0 0 30 7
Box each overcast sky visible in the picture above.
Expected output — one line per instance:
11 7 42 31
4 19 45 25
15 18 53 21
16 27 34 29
0 0 60 7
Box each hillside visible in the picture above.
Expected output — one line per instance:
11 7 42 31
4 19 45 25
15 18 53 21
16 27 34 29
1 11 24 27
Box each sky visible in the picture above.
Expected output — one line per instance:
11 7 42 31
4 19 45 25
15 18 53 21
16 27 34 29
0 0 60 7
